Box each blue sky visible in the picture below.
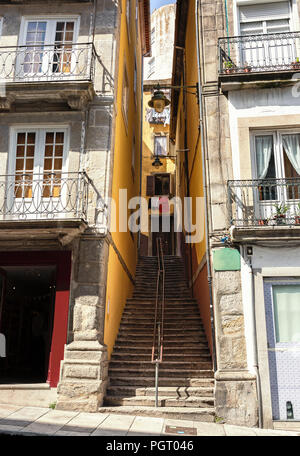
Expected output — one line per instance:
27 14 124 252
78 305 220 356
151 0 175 13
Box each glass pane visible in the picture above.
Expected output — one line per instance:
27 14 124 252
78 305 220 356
273 285 300 342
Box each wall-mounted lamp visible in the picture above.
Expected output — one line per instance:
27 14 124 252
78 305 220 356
151 154 177 169
148 83 199 113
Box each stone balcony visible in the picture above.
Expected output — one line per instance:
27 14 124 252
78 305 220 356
0 171 106 244
0 43 113 110
218 31 300 92
228 178 300 243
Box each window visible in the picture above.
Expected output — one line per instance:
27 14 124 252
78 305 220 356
238 2 292 68
272 284 300 343
151 27 155 46
252 130 300 202
18 17 79 78
154 135 168 156
147 57 155 78
0 17 3 39
239 2 291 35
10 127 68 201
122 65 129 125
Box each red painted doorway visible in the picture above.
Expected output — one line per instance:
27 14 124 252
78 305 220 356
0 251 71 387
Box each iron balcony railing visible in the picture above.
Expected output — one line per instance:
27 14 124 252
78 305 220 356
0 171 95 221
228 178 300 227
219 31 300 75
0 43 114 91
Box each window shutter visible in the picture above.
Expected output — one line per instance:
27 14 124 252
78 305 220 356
170 173 176 196
146 175 155 196
239 2 290 22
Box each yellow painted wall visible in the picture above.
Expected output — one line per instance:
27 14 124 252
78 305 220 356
141 90 175 248
104 0 143 358
173 0 212 351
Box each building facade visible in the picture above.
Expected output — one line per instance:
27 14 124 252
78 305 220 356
172 0 300 429
141 3 176 257
0 0 150 412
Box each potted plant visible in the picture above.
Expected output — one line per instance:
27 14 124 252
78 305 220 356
295 203 300 225
243 61 252 73
224 60 235 74
292 57 300 70
273 203 289 225
258 218 268 226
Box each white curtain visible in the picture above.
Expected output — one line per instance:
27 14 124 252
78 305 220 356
282 134 300 176
255 136 273 178
273 285 300 343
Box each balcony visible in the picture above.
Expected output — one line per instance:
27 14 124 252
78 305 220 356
228 178 300 242
0 43 113 110
0 172 104 243
218 32 300 91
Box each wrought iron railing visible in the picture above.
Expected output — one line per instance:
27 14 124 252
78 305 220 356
219 31 300 75
0 43 114 91
228 178 300 227
0 172 93 221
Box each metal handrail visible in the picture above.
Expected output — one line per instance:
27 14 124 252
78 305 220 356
151 237 165 408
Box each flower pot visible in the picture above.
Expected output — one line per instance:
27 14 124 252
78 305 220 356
244 67 252 73
292 63 300 70
295 216 300 225
274 214 286 225
258 219 268 226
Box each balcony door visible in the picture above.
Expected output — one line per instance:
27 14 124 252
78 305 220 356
16 17 79 80
7 128 68 219
239 2 293 70
252 131 300 222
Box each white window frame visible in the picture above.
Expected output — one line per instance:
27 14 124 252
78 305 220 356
17 15 80 80
251 128 300 180
154 134 169 157
233 0 299 36
7 125 70 217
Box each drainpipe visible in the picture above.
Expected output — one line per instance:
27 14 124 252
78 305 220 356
242 245 263 428
195 0 217 371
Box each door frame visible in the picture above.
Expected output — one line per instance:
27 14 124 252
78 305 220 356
0 251 72 387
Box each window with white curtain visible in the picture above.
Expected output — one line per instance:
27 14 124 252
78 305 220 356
253 131 300 180
154 135 168 156
239 2 291 35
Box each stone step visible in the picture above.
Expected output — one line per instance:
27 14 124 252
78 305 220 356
108 368 214 378
109 361 213 370
115 336 209 344
106 385 215 398
104 395 215 408
98 406 215 422
109 376 214 387
117 330 207 338
112 345 211 354
121 312 201 320
110 353 211 362
126 298 197 304
118 324 204 331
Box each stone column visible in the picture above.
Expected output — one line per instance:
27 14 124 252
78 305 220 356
213 270 259 427
56 235 109 412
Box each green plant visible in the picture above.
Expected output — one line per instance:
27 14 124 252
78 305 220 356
214 415 225 424
224 60 233 69
273 203 289 216
49 402 56 410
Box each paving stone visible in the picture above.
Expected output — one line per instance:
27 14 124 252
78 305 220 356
224 425 257 436
129 416 164 434
193 421 226 436
0 405 23 419
60 412 109 433
0 406 49 427
92 413 135 435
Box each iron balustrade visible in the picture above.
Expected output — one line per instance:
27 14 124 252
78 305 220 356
0 171 97 221
228 178 300 227
219 31 300 74
0 43 114 91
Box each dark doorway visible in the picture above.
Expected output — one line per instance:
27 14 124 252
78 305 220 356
152 215 174 256
0 266 56 384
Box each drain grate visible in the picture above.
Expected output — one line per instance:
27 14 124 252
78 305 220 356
165 425 197 436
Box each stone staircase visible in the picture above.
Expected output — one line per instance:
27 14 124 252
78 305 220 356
100 255 215 421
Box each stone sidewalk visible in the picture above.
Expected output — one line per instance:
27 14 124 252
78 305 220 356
0 404 299 436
